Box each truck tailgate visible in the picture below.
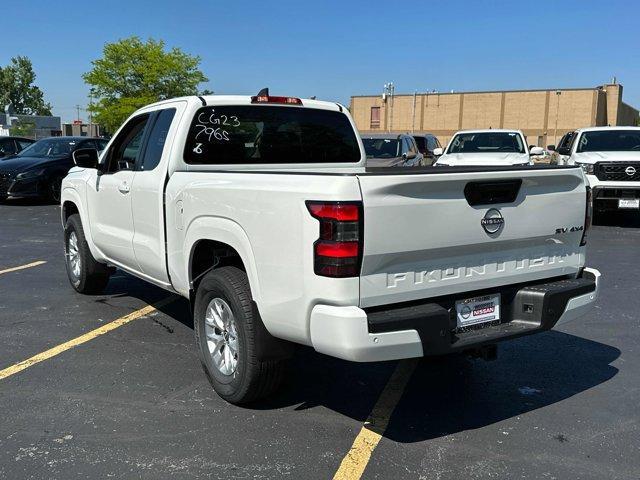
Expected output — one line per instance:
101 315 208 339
357 167 587 308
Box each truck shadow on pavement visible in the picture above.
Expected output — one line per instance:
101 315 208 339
121 278 620 445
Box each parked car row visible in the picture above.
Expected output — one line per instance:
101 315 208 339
0 136 108 202
361 126 640 216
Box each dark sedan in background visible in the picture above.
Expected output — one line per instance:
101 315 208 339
0 136 35 158
361 133 424 167
0 136 107 202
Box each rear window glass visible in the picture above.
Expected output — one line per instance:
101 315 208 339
183 105 361 164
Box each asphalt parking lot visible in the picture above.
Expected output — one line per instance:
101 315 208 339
0 201 639 480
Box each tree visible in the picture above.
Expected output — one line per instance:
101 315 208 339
10 121 35 138
83 37 209 131
0 56 52 116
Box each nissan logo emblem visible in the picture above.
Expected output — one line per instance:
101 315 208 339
481 208 504 234
625 166 637 176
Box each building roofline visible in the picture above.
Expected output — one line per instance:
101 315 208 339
350 85 616 99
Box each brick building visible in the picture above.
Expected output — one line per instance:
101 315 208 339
350 82 639 147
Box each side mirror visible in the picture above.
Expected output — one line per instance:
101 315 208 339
530 147 544 156
405 152 417 160
72 148 100 169
433 147 443 156
547 145 556 151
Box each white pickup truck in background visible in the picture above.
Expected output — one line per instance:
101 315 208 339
557 127 640 214
61 93 600 404
434 129 544 167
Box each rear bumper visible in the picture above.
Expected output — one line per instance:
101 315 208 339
309 268 600 362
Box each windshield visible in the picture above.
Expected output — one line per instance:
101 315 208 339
183 106 361 164
362 138 400 158
18 138 79 157
447 132 525 154
577 130 640 152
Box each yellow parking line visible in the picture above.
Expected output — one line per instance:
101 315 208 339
333 358 419 480
0 298 173 381
0 260 47 275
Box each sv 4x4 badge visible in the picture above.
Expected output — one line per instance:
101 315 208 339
556 226 584 234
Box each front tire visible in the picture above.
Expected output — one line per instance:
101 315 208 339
64 214 111 294
194 267 285 404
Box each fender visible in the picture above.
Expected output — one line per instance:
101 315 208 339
180 215 263 307
61 186 105 263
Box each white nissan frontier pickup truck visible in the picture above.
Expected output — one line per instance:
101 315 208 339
61 92 601 404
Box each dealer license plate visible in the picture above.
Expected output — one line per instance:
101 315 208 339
618 199 640 209
455 294 501 328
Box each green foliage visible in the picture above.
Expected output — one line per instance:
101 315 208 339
10 121 36 138
0 56 52 116
83 37 210 131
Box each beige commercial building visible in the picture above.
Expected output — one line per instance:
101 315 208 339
350 82 639 147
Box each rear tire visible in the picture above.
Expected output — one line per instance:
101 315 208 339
64 214 111 294
194 267 285 404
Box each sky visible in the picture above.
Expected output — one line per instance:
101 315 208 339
2 0 639 123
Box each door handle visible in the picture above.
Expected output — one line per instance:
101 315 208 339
118 182 130 194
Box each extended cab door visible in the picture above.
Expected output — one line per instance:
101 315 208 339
129 106 181 284
86 113 151 268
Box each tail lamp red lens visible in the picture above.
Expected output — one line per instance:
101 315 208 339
251 95 303 105
306 201 363 278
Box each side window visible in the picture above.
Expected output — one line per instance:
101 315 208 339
18 140 33 150
105 115 150 173
408 138 418 155
558 131 576 154
402 137 411 154
0 139 17 155
77 140 95 150
139 108 176 171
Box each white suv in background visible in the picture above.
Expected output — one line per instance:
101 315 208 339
558 127 640 213
434 129 543 167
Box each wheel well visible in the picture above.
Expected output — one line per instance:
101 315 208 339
62 201 79 224
190 240 246 289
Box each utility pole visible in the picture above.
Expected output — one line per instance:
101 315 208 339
76 104 81 123
554 90 562 145
383 82 395 132
412 90 417 133
88 90 94 136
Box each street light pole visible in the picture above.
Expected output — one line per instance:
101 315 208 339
554 90 562 145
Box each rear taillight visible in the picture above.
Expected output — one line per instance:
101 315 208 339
306 201 363 278
581 186 592 246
